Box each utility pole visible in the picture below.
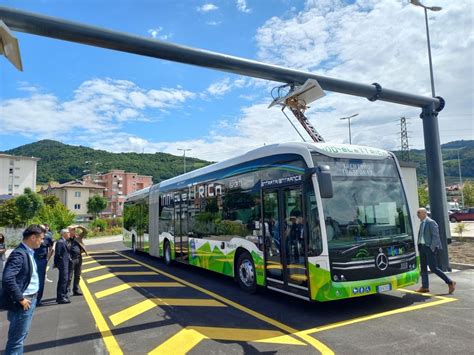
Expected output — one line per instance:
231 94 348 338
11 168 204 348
400 117 410 161
177 148 192 174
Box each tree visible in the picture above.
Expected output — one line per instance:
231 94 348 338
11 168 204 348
34 202 75 233
418 185 429 207
0 198 23 228
462 181 474 207
15 188 44 225
87 195 108 219
43 194 60 208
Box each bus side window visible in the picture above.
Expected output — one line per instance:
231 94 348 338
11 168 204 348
307 191 322 256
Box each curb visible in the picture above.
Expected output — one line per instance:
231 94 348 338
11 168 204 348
451 237 474 243
450 262 474 270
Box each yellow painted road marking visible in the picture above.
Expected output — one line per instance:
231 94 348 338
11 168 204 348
115 251 333 355
87 273 116 283
87 271 157 284
83 260 97 266
149 326 305 354
95 282 185 299
82 256 92 260
82 265 107 273
88 250 115 254
96 284 132 299
297 297 457 337
110 298 226 326
83 264 141 274
110 299 156 326
79 278 123 354
90 258 129 262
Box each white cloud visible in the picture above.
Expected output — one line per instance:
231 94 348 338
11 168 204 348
254 0 474 150
204 77 249 97
206 21 222 26
197 3 218 13
147 27 172 40
0 78 195 140
236 0 251 13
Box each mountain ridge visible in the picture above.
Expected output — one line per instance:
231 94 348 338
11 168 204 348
3 139 473 185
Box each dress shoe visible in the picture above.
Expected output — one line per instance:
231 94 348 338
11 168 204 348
57 298 71 304
73 291 83 296
448 281 456 294
415 287 430 293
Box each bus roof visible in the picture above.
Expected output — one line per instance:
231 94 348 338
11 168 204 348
159 142 390 189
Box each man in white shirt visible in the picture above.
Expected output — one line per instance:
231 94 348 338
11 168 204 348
1 225 44 354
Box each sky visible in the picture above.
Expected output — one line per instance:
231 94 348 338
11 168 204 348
0 0 473 162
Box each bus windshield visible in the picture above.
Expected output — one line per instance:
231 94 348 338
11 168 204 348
312 155 413 251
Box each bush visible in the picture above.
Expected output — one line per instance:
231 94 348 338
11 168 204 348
90 218 107 232
105 217 123 228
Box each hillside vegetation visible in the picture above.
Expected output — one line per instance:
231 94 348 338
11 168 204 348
4 140 211 184
3 139 473 185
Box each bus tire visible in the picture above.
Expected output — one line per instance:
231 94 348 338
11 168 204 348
132 236 137 254
236 252 257 294
164 240 173 266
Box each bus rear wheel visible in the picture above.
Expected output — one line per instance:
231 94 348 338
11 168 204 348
236 252 257 293
164 240 172 265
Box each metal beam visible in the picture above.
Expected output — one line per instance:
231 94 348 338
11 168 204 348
0 6 442 110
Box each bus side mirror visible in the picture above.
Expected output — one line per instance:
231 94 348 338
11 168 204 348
317 165 333 198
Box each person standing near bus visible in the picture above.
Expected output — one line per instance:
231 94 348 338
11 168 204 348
416 208 456 294
2 225 44 354
54 229 71 304
33 224 54 306
66 226 87 296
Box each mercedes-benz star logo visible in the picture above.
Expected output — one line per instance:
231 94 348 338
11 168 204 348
375 253 389 271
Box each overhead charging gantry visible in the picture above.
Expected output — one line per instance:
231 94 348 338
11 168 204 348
0 6 451 270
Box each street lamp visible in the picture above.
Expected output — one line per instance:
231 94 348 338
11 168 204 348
339 113 359 144
410 0 442 97
177 148 192 173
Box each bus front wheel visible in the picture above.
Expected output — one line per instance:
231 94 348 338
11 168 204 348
164 241 172 266
236 252 257 293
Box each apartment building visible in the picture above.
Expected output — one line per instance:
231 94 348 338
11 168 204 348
83 170 152 217
0 153 39 196
41 180 105 220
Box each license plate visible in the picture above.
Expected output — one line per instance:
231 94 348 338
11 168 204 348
400 262 408 269
377 284 392 293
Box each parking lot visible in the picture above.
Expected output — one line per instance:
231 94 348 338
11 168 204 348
1 240 473 354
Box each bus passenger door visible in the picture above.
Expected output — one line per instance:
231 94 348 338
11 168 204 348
263 186 309 298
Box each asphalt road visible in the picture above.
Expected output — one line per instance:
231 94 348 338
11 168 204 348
1 240 473 354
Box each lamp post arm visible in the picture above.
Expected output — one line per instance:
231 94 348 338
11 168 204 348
424 7 436 97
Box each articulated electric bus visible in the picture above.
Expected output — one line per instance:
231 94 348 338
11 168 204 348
123 142 419 301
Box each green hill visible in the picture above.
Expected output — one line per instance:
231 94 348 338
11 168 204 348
392 140 474 185
2 139 473 186
3 140 211 184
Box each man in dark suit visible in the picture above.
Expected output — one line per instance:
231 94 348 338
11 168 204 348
1 225 44 354
34 224 54 306
66 226 87 296
54 229 71 304
416 208 456 294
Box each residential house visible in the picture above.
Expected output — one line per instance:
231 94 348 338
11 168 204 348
83 170 152 217
0 153 39 196
40 180 105 221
